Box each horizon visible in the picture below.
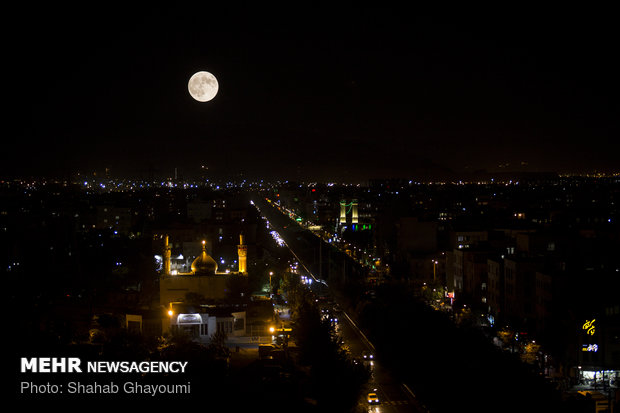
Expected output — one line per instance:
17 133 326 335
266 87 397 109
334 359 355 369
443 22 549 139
3 4 619 183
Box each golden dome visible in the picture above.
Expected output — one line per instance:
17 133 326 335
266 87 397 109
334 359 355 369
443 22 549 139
191 241 218 275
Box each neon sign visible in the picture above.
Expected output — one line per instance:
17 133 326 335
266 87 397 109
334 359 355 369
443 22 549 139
582 344 598 352
582 319 596 335
178 314 201 324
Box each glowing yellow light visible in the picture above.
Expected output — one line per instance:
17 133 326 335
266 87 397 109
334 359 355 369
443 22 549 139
269 327 275 334
168 310 174 317
583 319 596 335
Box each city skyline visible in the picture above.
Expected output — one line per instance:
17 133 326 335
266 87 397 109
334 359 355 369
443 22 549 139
7 168 619 409
6 5 619 409
4 4 619 182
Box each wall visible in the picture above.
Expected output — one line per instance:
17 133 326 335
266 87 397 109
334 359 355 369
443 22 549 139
160 274 229 305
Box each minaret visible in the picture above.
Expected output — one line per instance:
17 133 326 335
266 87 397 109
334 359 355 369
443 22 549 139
351 199 359 224
237 234 247 275
163 235 171 276
339 200 347 223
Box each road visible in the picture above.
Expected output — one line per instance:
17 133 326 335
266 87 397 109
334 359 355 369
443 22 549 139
252 196 428 413
335 304 427 413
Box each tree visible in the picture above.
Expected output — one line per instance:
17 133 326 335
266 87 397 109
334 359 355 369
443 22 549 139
420 281 445 307
498 327 516 350
286 281 370 411
207 329 230 361
157 331 227 388
521 342 541 364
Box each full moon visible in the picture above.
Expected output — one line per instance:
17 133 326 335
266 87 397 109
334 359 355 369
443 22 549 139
188 71 219 102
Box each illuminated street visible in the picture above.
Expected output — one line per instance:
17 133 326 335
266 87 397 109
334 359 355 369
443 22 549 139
338 310 427 413
253 196 427 412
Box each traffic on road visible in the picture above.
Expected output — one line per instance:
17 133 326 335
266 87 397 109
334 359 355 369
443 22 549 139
252 196 428 412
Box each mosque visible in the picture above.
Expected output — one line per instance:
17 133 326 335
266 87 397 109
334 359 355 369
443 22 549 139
159 234 250 339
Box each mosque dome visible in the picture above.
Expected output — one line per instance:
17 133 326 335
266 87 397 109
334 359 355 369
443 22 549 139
191 241 218 275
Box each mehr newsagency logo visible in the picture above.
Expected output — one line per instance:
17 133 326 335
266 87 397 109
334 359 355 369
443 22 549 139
18 357 192 398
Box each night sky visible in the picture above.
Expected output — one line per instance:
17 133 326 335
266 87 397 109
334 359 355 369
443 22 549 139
4 4 619 182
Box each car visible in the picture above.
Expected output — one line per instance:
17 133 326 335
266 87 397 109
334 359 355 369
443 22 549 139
367 392 380 404
362 352 374 360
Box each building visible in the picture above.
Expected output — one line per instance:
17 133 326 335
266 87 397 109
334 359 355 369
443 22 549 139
448 248 492 308
167 302 246 339
503 256 540 330
339 199 359 227
159 235 250 338
487 257 505 319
